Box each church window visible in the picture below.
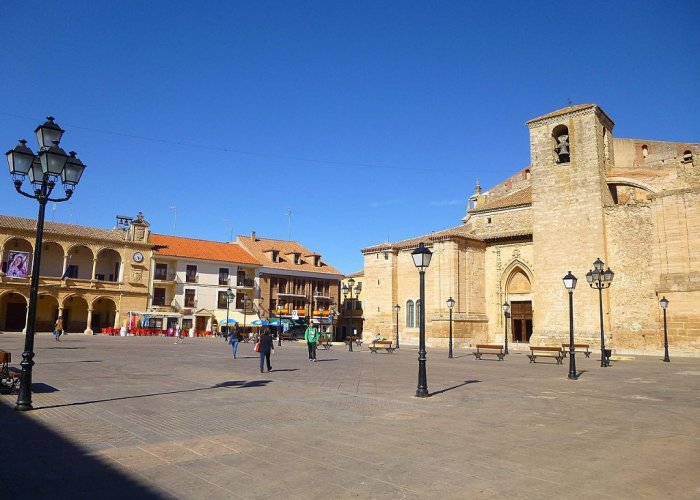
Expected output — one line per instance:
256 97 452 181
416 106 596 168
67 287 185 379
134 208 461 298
487 217 492 224
406 300 415 328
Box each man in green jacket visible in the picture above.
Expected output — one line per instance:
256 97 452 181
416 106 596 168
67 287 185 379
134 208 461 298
304 321 320 361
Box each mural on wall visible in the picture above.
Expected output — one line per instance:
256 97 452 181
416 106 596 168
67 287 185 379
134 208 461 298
6 250 29 278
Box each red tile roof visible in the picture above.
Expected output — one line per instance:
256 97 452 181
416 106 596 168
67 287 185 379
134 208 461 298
236 235 342 275
0 214 128 243
151 234 259 265
470 186 532 213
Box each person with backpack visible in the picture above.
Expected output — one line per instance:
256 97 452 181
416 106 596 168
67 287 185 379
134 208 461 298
304 321 320 362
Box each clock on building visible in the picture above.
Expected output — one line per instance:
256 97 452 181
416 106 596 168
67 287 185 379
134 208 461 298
133 251 144 263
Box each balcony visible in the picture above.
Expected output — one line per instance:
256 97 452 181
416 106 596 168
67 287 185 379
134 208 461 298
154 271 176 282
236 277 254 288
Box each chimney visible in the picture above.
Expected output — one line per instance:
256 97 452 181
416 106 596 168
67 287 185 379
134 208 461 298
251 231 256 241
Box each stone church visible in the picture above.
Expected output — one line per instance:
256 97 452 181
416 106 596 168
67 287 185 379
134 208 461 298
361 104 700 355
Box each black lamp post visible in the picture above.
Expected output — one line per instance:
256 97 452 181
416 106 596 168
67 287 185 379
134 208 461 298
659 296 670 362
225 287 234 336
393 304 401 349
502 302 510 355
563 271 578 380
242 295 250 336
586 258 615 367
6 117 86 411
446 297 455 358
412 242 432 398
341 278 361 352
277 304 283 346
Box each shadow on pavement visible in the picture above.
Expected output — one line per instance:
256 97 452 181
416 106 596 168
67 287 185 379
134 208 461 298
36 379 270 410
0 400 164 499
314 359 338 362
430 380 481 396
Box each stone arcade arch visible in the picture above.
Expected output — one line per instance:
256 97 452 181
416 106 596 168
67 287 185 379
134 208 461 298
62 295 89 333
0 290 27 331
36 293 60 332
90 296 117 331
502 261 534 343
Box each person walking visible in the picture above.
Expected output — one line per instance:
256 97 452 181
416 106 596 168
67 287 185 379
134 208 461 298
229 327 240 359
53 317 63 342
258 329 274 373
304 321 320 362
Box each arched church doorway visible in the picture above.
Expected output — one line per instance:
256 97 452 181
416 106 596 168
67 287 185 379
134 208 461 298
506 266 533 342
511 302 533 342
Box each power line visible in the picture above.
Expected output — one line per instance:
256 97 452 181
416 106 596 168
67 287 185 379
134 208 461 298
1 112 469 174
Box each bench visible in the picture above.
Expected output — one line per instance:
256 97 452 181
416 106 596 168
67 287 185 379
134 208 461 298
280 333 295 341
0 350 21 393
472 344 505 360
344 336 363 347
562 343 592 358
317 337 332 350
369 340 395 353
528 346 564 364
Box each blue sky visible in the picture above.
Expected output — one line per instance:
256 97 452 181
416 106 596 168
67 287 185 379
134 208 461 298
2 1 699 274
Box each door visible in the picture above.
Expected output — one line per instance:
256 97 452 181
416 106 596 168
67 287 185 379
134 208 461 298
6 302 27 330
510 301 533 342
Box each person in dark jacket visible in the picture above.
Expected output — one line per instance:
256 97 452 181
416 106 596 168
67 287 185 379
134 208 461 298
259 329 275 373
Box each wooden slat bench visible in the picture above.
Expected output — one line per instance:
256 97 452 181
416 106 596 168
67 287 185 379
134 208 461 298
369 340 395 353
0 350 21 393
472 344 505 360
344 336 363 347
528 346 564 364
562 343 592 358
317 337 332 349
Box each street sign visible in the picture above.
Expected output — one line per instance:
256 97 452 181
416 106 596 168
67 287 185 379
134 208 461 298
291 310 299 320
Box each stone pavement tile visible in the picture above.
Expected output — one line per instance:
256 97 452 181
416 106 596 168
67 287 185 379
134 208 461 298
208 433 268 454
135 463 240 499
176 457 310 499
135 441 214 464
98 445 170 469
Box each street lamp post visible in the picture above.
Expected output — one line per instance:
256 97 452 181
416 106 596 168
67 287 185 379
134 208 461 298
5 117 86 411
341 278 361 352
393 304 401 349
412 242 432 398
659 297 670 362
502 302 510 355
446 297 455 358
563 271 578 380
242 295 250 337
277 304 283 346
225 287 234 336
586 258 615 367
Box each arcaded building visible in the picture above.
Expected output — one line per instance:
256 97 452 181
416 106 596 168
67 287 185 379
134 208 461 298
361 104 700 354
0 214 152 334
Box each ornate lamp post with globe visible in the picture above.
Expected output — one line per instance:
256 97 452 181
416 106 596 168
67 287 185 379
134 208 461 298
6 117 87 411
412 242 432 398
563 271 579 380
659 297 670 362
586 258 615 367
393 304 401 349
446 297 455 358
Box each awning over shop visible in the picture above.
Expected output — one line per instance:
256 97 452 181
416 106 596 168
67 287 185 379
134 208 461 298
213 311 261 327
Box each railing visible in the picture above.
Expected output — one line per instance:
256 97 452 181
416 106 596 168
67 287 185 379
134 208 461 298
218 277 231 286
185 274 198 283
236 278 254 287
154 271 176 281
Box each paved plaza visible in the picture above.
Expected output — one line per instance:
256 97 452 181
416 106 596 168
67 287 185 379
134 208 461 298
0 333 698 499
